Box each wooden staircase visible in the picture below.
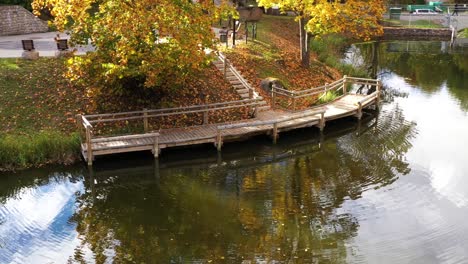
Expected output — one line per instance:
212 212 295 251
213 56 270 112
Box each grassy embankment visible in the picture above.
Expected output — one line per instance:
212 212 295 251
0 57 242 171
0 58 86 170
383 19 444 29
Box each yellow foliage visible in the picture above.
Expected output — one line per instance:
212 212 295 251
257 0 384 40
32 0 237 90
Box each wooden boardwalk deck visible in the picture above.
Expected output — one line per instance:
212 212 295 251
78 77 381 165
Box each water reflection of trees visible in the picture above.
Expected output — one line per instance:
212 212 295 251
353 41 468 110
69 107 416 263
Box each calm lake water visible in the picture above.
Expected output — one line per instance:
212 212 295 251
1 40 468 263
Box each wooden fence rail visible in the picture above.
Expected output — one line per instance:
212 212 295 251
215 108 326 150
77 98 265 165
271 76 382 111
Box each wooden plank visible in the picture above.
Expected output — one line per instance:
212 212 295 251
92 133 159 143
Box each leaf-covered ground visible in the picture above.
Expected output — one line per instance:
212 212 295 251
0 58 246 136
224 15 342 109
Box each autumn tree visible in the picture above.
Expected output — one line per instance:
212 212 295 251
32 0 232 93
257 0 385 68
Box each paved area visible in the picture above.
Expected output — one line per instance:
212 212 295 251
0 31 93 58
394 13 468 30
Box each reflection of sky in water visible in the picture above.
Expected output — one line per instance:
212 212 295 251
0 178 87 264
386 73 468 208
342 72 468 263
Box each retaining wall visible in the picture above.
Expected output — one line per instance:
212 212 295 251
383 27 452 40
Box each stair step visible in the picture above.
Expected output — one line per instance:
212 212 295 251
236 88 249 94
258 105 271 111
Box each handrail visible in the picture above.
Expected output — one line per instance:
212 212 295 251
355 91 379 106
271 76 381 110
217 108 326 130
217 52 259 99
91 133 160 143
86 100 264 124
84 98 262 119
215 108 326 150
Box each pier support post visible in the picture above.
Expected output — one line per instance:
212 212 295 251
216 129 223 151
356 102 363 120
318 112 326 132
272 123 278 144
152 134 160 158
376 80 382 111
85 125 93 166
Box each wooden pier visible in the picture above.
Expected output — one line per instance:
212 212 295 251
77 76 381 165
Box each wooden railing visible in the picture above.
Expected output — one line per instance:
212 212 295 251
217 52 259 99
271 76 382 111
76 98 265 164
215 108 326 151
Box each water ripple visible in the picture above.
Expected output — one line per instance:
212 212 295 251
0 178 84 264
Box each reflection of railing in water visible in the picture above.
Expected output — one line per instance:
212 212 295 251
385 40 468 54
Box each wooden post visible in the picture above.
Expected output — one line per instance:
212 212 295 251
153 134 159 158
272 123 278 144
343 75 348 94
318 112 325 131
143 108 149 132
216 128 223 151
356 102 363 120
271 86 276 110
85 125 93 166
253 103 259 117
203 110 209 125
376 80 382 111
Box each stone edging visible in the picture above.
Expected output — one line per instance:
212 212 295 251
383 27 452 40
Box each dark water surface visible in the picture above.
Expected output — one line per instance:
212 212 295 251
1 41 468 263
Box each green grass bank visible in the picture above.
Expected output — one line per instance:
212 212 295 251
0 58 89 171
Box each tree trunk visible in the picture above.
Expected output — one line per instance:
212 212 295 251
299 17 310 68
